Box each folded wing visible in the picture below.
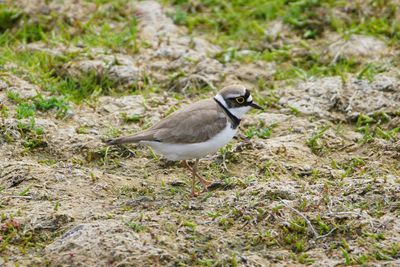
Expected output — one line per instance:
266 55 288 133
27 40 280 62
105 99 228 145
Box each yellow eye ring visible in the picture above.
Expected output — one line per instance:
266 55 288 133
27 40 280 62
236 97 245 104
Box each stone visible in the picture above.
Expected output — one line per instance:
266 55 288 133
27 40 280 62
231 62 276 83
2 75 40 99
135 0 179 43
256 113 291 126
15 0 96 23
62 54 141 87
278 74 400 120
65 59 106 77
338 75 400 119
99 95 145 117
45 221 172 266
0 160 43 188
108 65 140 85
264 20 288 40
328 34 388 62
278 76 342 119
177 36 221 54
0 79 8 91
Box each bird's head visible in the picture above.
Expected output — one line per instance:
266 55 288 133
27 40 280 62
214 84 263 119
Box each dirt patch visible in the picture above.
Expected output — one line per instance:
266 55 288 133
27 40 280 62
45 220 173 266
278 75 400 120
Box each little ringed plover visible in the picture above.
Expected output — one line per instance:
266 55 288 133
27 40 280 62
106 84 263 196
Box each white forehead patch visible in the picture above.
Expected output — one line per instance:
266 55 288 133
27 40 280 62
247 95 253 102
214 93 228 108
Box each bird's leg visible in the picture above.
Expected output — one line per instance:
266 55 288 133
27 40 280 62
182 160 212 195
193 158 212 190
191 169 198 197
182 160 199 197
182 160 212 186
182 160 193 172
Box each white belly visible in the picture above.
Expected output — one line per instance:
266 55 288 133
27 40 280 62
140 123 237 161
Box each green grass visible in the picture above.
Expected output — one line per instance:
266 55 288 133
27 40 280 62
33 95 69 118
8 91 69 119
2 88 69 148
164 0 397 81
166 0 400 46
0 48 128 103
15 102 35 119
356 112 400 144
0 1 138 50
125 221 145 233
0 6 21 33
1 0 397 107
165 0 332 46
17 118 46 149
0 103 9 119
0 1 140 104
0 216 41 253
56 71 120 103
307 125 330 155
244 125 275 139
121 113 143 124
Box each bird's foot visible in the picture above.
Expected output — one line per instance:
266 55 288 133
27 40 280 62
190 189 200 197
197 175 212 190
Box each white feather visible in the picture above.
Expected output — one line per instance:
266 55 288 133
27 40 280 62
214 94 228 108
140 123 237 160
229 106 251 119
214 93 251 119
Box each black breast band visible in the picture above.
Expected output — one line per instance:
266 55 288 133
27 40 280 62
214 97 241 129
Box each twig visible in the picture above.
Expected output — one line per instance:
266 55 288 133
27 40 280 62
2 195 32 199
325 211 362 217
220 151 229 172
315 227 337 240
280 200 319 238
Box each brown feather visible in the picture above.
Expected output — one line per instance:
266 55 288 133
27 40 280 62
105 99 228 145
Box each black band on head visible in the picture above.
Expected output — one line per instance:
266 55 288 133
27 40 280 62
244 89 250 100
214 97 241 129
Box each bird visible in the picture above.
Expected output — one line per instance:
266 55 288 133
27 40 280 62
105 84 263 196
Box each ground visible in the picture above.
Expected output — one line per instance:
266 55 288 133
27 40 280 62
0 0 400 266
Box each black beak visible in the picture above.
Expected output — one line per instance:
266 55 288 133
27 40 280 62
249 102 263 110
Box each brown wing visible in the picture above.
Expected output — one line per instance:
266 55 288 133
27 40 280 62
150 99 228 144
105 99 228 145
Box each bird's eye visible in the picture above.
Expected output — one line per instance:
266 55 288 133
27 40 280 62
236 97 245 104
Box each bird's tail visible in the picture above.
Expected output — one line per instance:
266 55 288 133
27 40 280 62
105 136 140 145
104 131 155 146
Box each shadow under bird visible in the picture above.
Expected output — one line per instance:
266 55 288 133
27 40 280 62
105 84 263 196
